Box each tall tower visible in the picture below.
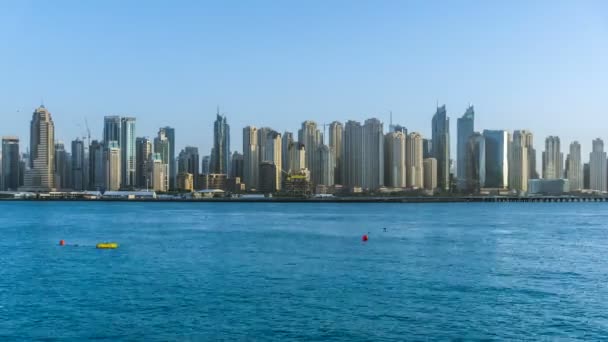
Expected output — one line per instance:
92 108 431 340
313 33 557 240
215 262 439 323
432 105 450 191
567 141 582 192
1 137 20 191
298 121 323 184
154 129 171 191
542 136 563 179
406 132 424 189
135 137 153 188
343 120 363 189
384 131 406 188
589 138 607 192
362 118 384 190
158 127 176 190
262 130 282 191
457 105 474 188
281 132 293 174
104 141 121 191
178 146 200 188
465 132 486 192
89 140 104 190
328 121 343 185
483 130 509 189
120 117 136 188
24 105 55 191
71 139 85 190
211 110 230 175
510 130 529 192
243 126 259 190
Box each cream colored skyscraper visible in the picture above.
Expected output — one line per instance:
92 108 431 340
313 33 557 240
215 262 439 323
243 126 259 190
510 130 529 192
298 121 323 184
543 136 563 179
406 132 424 188
567 141 583 191
328 121 343 184
288 142 306 172
24 105 55 191
589 138 607 192
423 158 437 190
262 130 282 191
104 141 121 191
362 118 384 190
149 152 168 192
318 144 334 186
384 131 406 188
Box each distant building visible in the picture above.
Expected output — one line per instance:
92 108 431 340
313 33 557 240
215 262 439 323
158 127 176 189
422 139 432 159
135 137 153 188
262 130 282 191
23 105 56 191
54 142 71 190
457 105 474 187
103 116 121 146
283 169 312 197
120 117 136 188
259 161 277 193
566 141 583 192
423 158 437 191
543 136 563 179
199 173 227 191
288 142 306 173
362 118 384 190
177 172 194 192
298 121 323 185
201 155 211 175
243 126 259 190
384 131 406 188
328 121 343 185
589 138 607 192
210 110 230 175
281 132 293 175
71 139 86 190
230 151 244 180
518 130 538 179
528 179 569 195
510 130 529 193
104 141 121 191
583 163 590 189
1 136 20 191
483 130 509 189
149 153 168 192
406 132 424 189
178 146 200 188
318 144 334 186
89 140 104 190
465 133 485 192
343 120 363 189
432 105 450 190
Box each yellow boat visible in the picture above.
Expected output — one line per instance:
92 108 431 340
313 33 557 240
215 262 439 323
96 242 119 249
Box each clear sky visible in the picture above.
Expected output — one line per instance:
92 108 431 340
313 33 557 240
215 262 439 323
1 0 606 164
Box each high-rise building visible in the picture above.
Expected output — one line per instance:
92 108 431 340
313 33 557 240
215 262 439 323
120 117 136 188
456 105 475 187
71 139 85 190
432 105 450 190
542 136 563 179
158 127 176 189
262 130 282 191
298 121 323 184
201 155 211 175
24 106 56 191
259 162 277 194
510 130 529 192
483 130 509 189
343 120 363 189
177 172 194 192
243 126 259 190
149 152 168 192
384 131 406 188
567 141 583 192
589 138 607 192
465 132 486 192
361 118 384 190
517 130 538 179
135 137 152 188
423 158 437 191
104 141 121 191
281 132 293 174
103 116 121 145
257 127 273 166
231 151 244 180
1 137 20 191
89 140 104 190
211 111 230 175
583 163 590 189
318 144 334 186
288 142 306 173
54 142 71 190
422 139 432 159
406 132 424 189
328 121 343 185
178 146 200 188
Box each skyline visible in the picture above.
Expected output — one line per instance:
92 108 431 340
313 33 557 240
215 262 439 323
1 1 607 160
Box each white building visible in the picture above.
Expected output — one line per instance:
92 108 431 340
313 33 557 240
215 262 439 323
361 118 384 190
567 141 583 191
406 132 424 188
384 131 406 188
104 141 121 191
589 138 607 192
543 136 563 179
243 126 259 190
510 130 529 192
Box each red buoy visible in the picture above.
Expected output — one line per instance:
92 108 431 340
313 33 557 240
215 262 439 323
59 240 65 246
362 234 368 242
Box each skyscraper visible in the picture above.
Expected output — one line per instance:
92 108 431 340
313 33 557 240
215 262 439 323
120 117 136 188
104 141 121 191
158 127 176 189
262 130 282 191
432 105 450 191
384 131 406 188
211 111 230 174
243 126 259 190
298 121 323 184
510 130 529 192
457 105 475 187
589 138 607 192
231 151 244 180
483 130 509 189
1 137 20 191
343 120 363 189
328 121 343 185
54 142 71 190
281 132 293 174
71 139 85 190
178 146 200 188
318 144 334 186
135 137 153 188
567 141 583 192
542 136 563 179
406 132 424 189
361 118 384 190
24 105 55 191
423 158 437 191
89 140 104 190
465 132 486 192
154 129 171 190
422 139 433 159
103 116 121 145
517 130 538 180
149 153 168 192
288 142 306 173
201 155 211 175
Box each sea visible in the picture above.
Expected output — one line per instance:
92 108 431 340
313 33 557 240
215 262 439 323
1 201 608 341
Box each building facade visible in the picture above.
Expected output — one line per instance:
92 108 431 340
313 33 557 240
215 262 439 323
178 146 200 188
510 130 529 192
483 130 509 189
317 144 334 186
135 137 153 188
71 139 86 190
211 112 230 175
243 126 259 190
298 121 323 184
589 138 607 192
120 117 136 188
362 118 384 190
343 120 363 189
384 131 406 188
406 132 424 189
542 136 563 180
432 105 450 190
328 121 343 185
456 105 474 187
567 141 583 192
24 105 56 191
104 141 121 191
423 158 437 191
1 137 20 191
89 140 104 190
465 132 486 192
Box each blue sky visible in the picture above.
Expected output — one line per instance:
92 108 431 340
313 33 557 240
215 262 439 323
0 0 606 162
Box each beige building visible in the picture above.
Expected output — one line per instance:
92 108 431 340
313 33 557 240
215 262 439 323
384 131 406 188
23 105 56 191
423 157 437 191
406 132 424 188
243 126 259 190
510 130 529 192
104 141 121 191
262 130 282 191
150 153 168 192
177 172 194 192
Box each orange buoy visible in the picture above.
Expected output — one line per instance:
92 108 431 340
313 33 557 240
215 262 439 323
59 240 65 246
362 234 368 242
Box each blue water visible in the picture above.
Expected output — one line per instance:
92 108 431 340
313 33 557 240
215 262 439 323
1 202 608 340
